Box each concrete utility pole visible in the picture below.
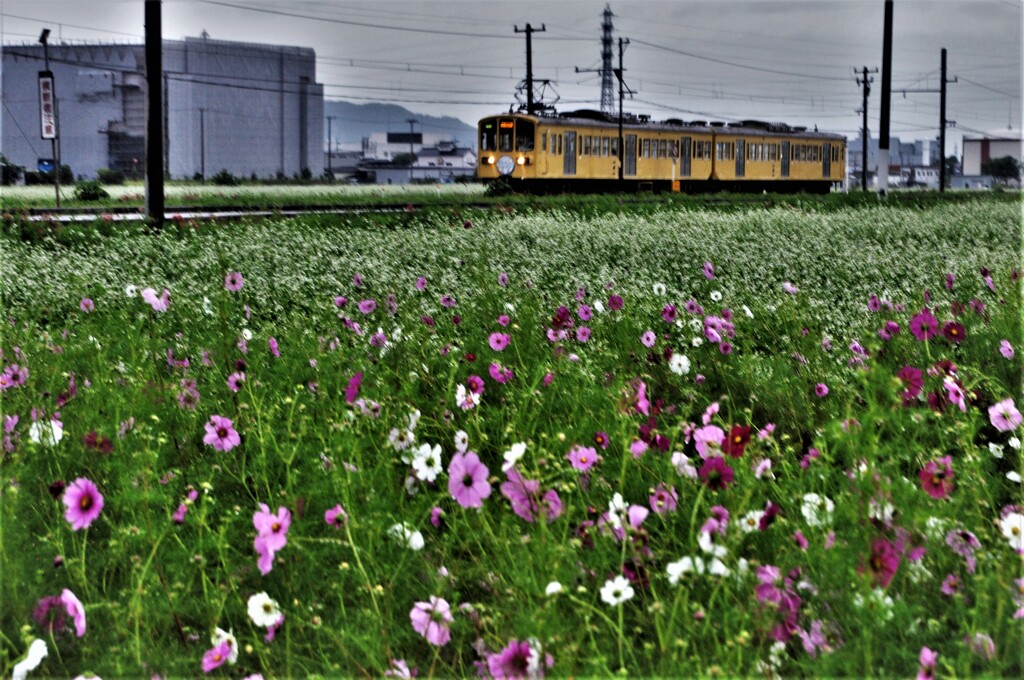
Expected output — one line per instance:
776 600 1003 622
878 0 893 196
897 49 957 191
326 115 336 179
856 66 878 191
514 23 546 114
145 0 164 227
406 118 418 183
38 28 60 208
199 108 206 183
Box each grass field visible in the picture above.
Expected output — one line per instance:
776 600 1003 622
1 194 1021 678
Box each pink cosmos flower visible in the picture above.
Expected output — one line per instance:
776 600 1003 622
577 304 592 321
224 271 244 291
634 381 650 416
694 425 725 457
1000 339 1014 359
324 504 348 528
488 332 511 351
940 573 960 596
910 308 939 341
79 298 94 312
253 504 291 553
641 330 656 348
920 456 954 499
649 484 678 514
782 282 799 295
815 383 829 398
489 362 513 384
466 374 485 395
141 287 171 312
345 372 362 403
448 452 491 509
498 272 510 287
917 646 937 680
415 276 427 291
60 588 86 637
497 314 510 326
567 444 599 471
608 294 624 311
62 478 104 530
409 596 452 646
487 639 554 679
227 371 246 393
203 415 240 451
662 304 677 322
989 398 1022 432
357 299 377 314
576 326 591 342
202 641 232 673
703 261 715 280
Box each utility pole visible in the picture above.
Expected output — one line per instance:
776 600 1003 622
896 49 956 191
600 5 615 116
38 28 60 208
514 23 546 114
199 108 206 183
406 118 418 183
326 115 335 180
144 0 164 227
855 66 878 191
878 0 893 196
613 37 634 181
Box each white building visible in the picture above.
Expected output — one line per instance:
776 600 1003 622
962 134 1023 176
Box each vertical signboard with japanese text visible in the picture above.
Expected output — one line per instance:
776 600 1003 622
39 71 57 139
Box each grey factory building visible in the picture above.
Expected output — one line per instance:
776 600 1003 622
2 35 323 180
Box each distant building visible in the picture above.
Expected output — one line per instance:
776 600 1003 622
847 131 936 177
1 36 323 179
951 175 994 190
360 139 476 185
962 135 1023 176
361 132 471 162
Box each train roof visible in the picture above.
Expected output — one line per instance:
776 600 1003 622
482 111 844 141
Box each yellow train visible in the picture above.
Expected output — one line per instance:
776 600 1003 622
477 110 846 193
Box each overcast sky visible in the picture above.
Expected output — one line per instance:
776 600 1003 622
3 1 1021 155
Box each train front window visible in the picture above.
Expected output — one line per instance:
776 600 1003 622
515 120 535 151
480 120 497 152
498 119 515 151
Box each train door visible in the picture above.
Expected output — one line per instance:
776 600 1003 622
822 143 831 178
735 139 745 178
625 134 637 176
781 141 790 178
680 137 691 176
563 132 576 176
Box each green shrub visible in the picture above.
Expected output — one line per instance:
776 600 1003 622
73 179 110 201
96 168 125 184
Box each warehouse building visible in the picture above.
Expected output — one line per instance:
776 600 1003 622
1 35 323 180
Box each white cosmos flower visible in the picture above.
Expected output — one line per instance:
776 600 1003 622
544 581 563 596
211 627 239 664
671 451 698 479
408 409 421 430
454 430 469 453
689 318 702 332
606 492 627 530
742 305 754 319
389 427 415 453
989 443 1005 459
241 328 253 341
599 575 634 606
411 443 442 483
652 282 667 296
801 493 834 527
28 419 63 446
202 296 213 315
691 337 704 348
125 284 138 298
1001 512 1024 551
593 300 605 314
852 588 894 620
667 556 705 584
1008 471 1022 484
669 353 691 376
739 510 764 533
1009 436 1021 450
12 639 47 680
710 290 723 302
388 522 424 551
247 592 283 628
698 530 727 558
502 442 527 472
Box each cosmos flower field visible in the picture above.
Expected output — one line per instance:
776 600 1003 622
1 195 1022 678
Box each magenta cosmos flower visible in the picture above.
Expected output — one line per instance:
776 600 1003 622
989 398 1022 432
815 383 829 398
79 298 95 312
699 456 734 491
919 456 954 499
357 299 377 314
324 504 348 528
224 271 245 292
641 330 656 348
62 478 104 530
703 261 715 280
488 332 510 351
909 308 939 341
447 452 491 509
203 415 240 451
867 538 901 587
409 596 452 646
487 639 553 679
202 640 232 673
253 504 291 553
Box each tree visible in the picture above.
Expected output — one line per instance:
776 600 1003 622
944 155 960 177
391 152 417 168
981 155 1021 184
0 154 23 185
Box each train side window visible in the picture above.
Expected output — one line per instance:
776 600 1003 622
611 137 619 157
602 137 610 156
541 133 547 152
583 136 590 156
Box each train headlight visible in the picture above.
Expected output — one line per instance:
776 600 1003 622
517 156 526 166
487 155 496 165
496 156 515 176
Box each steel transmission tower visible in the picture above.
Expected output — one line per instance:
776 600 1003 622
600 5 615 115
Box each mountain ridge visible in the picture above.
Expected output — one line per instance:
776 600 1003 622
324 100 478 148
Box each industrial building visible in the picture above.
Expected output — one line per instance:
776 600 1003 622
1 35 323 180
962 135 1023 176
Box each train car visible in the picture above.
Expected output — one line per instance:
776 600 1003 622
477 111 845 193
